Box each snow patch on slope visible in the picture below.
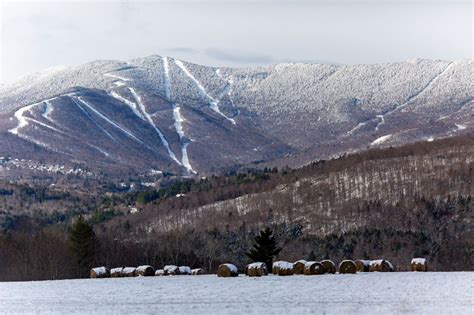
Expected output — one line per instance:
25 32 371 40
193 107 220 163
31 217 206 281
371 134 392 146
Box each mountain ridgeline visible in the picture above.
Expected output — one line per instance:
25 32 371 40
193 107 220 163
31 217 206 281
0 56 472 180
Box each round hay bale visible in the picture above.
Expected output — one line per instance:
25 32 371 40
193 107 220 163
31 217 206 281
178 266 192 275
164 265 180 276
272 261 283 274
355 260 370 272
245 262 268 277
217 263 238 277
90 266 109 278
320 260 336 274
339 260 357 274
304 261 325 275
122 267 136 277
276 261 294 276
369 259 394 272
136 265 155 277
110 267 124 278
155 269 165 276
273 261 294 276
191 268 206 275
411 258 428 272
293 260 307 274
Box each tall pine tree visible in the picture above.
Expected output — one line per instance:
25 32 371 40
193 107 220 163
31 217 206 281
246 227 282 271
68 215 98 277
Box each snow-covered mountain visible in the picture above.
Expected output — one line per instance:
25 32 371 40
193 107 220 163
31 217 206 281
0 56 472 178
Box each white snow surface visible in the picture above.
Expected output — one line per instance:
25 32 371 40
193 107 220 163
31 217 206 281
0 273 472 314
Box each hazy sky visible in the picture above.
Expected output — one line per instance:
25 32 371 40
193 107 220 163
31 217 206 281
0 0 472 83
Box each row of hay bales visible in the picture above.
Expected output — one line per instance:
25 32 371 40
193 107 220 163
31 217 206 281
92 257 428 278
90 265 206 278
217 258 401 277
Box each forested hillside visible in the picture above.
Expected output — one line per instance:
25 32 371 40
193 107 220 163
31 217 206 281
0 134 472 281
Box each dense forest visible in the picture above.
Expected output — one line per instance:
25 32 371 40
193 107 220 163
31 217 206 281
0 134 472 281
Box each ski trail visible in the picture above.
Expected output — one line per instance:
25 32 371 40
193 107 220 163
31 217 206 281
375 115 385 131
128 87 182 166
215 68 236 107
172 105 195 173
109 91 145 121
9 96 60 134
373 62 454 132
42 100 55 120
9 103 38 134
72 95 151 148
162 57 195 173
27 117 65 134
439 97 474 120
70 96 117 142
173 106 185 138
162 57 172 100
174 59 236 125
347 121 368 135
88 144 110 157
104 72 132 81
75 96 147 145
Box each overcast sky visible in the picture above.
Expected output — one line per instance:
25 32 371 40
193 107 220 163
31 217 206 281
0 0 472 83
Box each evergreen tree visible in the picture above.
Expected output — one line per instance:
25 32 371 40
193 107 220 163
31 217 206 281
68 215 98 277
246 227 281 271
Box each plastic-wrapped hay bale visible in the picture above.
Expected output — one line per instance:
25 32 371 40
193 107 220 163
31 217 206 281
191 268 206 275
164 265 180 276
339 260 357 274
136 265 155 277
178 266 192 275
273 261 294 276
304 261 325 275
155 269 165 276
245 262 268 277
411 258 428 272
320 260 336 274
369 259 394 272
122 267 136 277
110 267 124 278
293 260 307 274
90 266 109 278
217 263 238 277
355 260 370 272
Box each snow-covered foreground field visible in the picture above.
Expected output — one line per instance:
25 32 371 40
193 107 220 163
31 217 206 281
0 272 472 314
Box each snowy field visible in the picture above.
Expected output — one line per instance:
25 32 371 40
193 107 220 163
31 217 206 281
0 272 472 314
